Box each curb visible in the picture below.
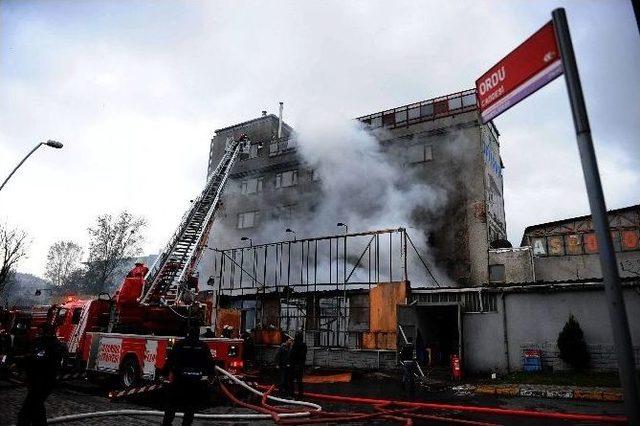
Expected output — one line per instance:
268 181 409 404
453 384 623 402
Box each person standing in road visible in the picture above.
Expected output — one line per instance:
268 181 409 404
275 337 292 396
17 323 65 426
288 331 307 398
162 325 216 426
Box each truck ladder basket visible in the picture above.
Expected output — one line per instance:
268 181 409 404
140 135 249 306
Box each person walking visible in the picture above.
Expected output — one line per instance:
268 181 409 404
162 325 216 425
275 337 292 396
17 323 65 426
288 331 307 398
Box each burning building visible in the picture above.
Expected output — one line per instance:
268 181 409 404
201 89 506 288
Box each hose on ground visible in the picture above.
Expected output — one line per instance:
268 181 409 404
258 386 627 424
215 365 321 411
44 409 309 424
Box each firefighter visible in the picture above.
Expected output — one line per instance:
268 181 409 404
274 337 292 396
162 325 215 426
17 323 65 426
399 342 416 399
288 331 307 398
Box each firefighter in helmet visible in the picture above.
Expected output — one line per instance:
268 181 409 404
162 324 215 425
17 323 65 425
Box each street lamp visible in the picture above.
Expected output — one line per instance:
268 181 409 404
0 140 64 193
285 228 297 241
337 222 348 234
240 236 253 247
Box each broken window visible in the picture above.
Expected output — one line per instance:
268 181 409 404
275 170 298 188
382 111 395 127
408 144 433 164
241 177 263 194
249 144 261 159
433 99 448 114
237 211 259 229
277 204 297 221
370 115 382 128
489 264 505 284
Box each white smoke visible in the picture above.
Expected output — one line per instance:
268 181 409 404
203 110 458 288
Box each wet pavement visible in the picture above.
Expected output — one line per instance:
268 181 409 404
0 371 626 425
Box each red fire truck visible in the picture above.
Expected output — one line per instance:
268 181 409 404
45 135 251 388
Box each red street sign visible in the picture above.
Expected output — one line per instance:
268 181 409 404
476 21 563 123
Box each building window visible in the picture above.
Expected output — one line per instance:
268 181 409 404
565 234 582 255
532 237 546 256
547 235 565 256
309 169 320 182
237 211 259 229
382 112 395 127
462 93 477 107
621 229 639 251
584 233 598 254
370 115 382 128
395 110 407 123
408 144 433 164
277 204 297 221
489 264 505 284
433 100 448 114
408 106 420 120
241 177 263 194
249 144 261 159
448 97 462 110
269 142 279 156
420 103 433 117
275 170 298 188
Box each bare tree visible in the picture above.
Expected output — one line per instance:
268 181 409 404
44 240 84 288
0 224 29 294
86 211 147 293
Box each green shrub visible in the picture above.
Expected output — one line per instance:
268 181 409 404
557 314 590 370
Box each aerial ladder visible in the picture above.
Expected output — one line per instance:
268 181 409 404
140 134 250 307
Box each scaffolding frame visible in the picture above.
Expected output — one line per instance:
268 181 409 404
209 227 439 347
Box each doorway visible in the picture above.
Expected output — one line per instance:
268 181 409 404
398 303 461 368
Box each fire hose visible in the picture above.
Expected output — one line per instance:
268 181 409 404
39 366 627 425
258 386 627 424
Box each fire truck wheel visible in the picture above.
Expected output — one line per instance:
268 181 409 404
120 356 141 388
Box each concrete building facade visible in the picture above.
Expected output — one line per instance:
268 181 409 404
201 89 507 287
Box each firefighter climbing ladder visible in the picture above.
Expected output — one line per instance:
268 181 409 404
140 134 250 307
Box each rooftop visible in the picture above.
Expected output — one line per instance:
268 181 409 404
356 88 480 130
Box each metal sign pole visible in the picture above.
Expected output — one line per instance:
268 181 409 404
552 8 640 422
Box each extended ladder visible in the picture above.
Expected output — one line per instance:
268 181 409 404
140 135 249 306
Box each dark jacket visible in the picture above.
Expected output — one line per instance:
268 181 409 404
165 337 215 384
26 334 65 389
275 343 291 368
289 337 307 369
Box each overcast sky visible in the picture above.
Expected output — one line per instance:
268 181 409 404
1 0 638 276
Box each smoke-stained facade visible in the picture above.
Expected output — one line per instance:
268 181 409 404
200 89 506 287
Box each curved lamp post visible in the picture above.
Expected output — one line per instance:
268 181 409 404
0 140 63 193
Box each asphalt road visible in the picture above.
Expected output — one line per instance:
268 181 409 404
0 374 626 426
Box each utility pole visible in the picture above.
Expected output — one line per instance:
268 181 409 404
553 9 640 423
